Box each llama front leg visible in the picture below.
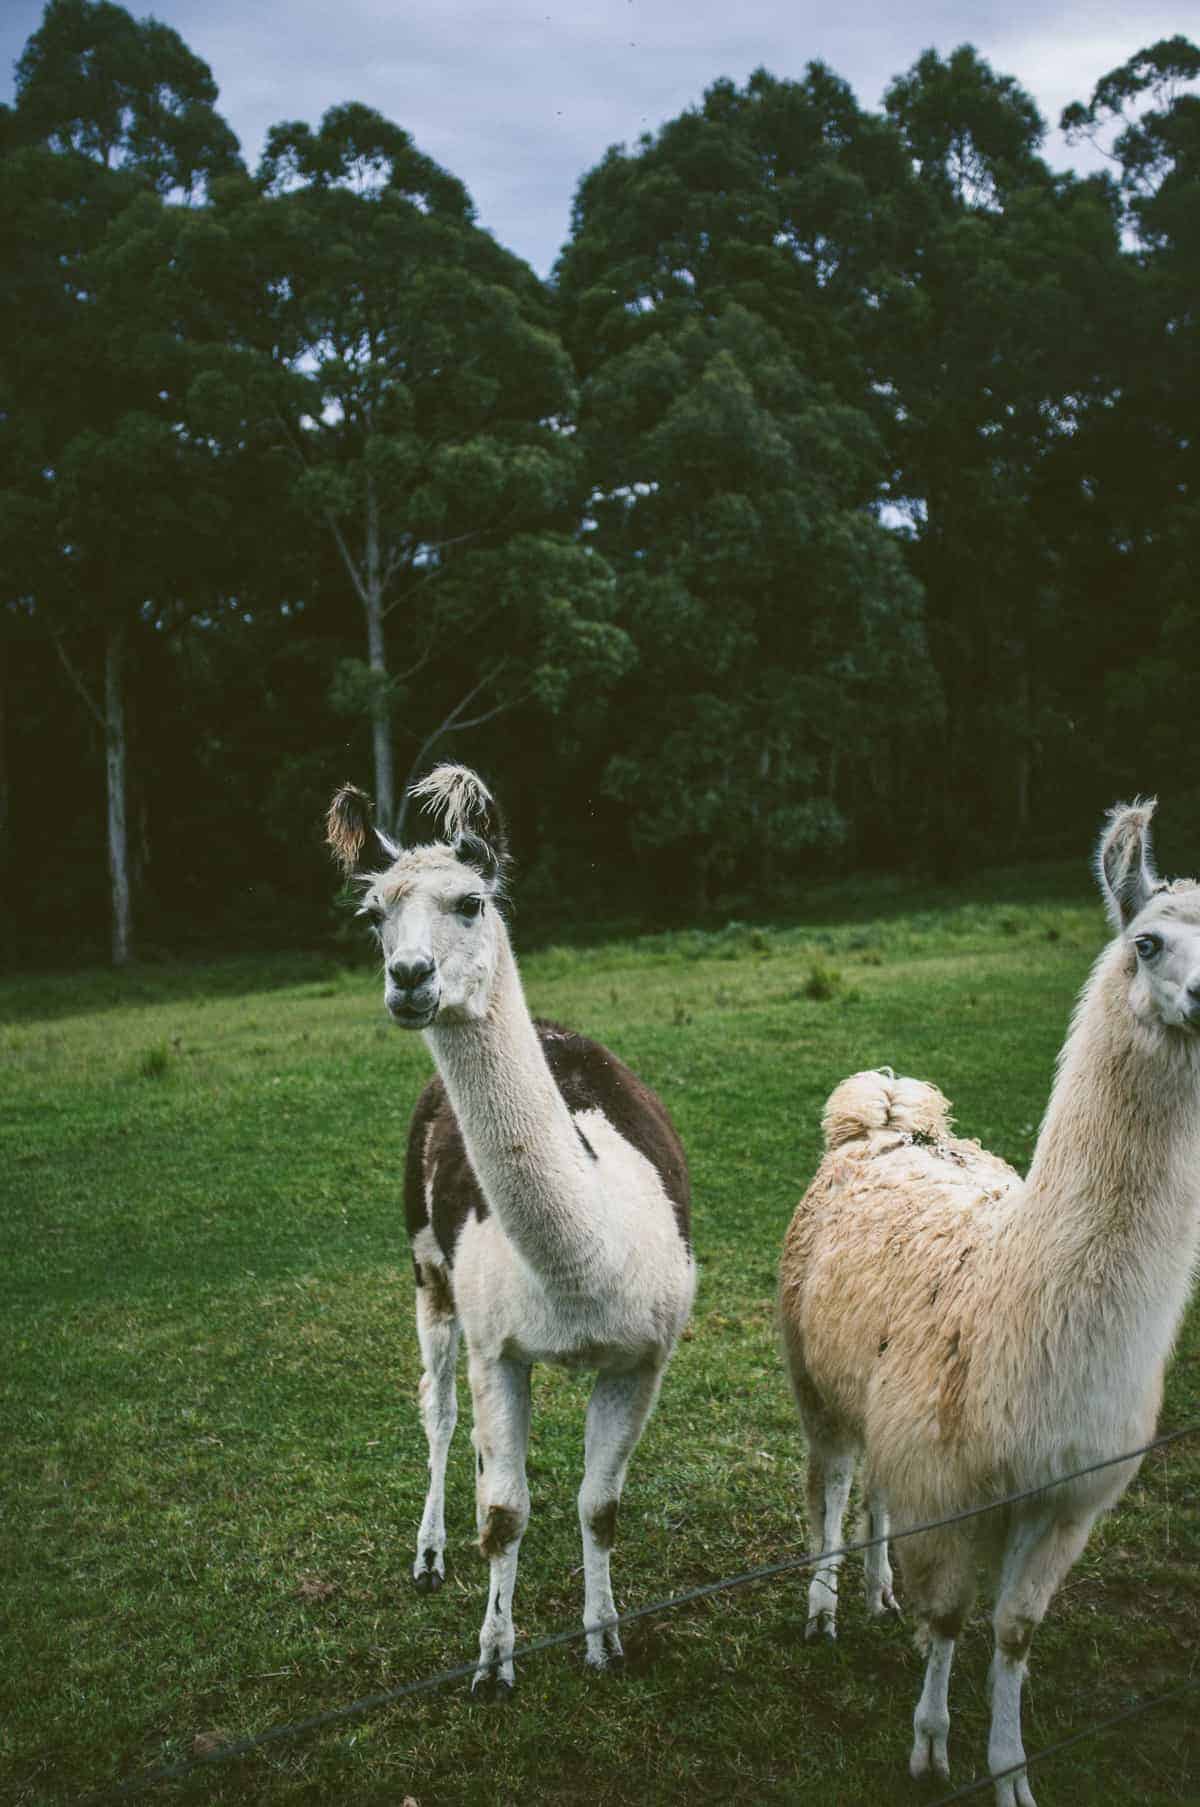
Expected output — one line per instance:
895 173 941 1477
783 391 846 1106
578 1363 664 1671
988 1510 1095 1807
804 1441 856 1640
469 1352 532 1695
412 1277 460 1592
864 1485 900 1618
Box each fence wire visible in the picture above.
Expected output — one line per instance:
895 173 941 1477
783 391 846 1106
84 1422 1198 1803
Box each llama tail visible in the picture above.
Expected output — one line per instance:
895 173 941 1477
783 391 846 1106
821 1067 953 1152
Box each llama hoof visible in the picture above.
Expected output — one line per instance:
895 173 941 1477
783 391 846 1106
908 1735 950 1783
868 1588 901 1620
584 1625 625 1673
413 1550 445 1593
805 1611 837 1644
470 1669 514 1703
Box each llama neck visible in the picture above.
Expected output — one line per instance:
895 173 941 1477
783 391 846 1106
425 929 606 1289
1018 941 1200 1394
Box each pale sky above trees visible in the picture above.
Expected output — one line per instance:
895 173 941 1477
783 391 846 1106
1 0 1189 273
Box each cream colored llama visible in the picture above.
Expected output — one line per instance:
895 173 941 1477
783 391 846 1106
327 765 695 1693
778 799 1200 1806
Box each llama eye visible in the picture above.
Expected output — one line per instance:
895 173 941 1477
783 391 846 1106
456 894 484 921
1134 934 1162 960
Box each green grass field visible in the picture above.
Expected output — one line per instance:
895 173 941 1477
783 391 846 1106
3 872 1198 1806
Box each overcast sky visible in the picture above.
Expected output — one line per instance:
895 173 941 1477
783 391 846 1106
2 2 1190 274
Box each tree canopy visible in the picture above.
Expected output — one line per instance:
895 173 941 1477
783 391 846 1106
227 100 625 833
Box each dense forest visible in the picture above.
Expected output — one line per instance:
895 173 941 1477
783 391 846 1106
2 0 1197 966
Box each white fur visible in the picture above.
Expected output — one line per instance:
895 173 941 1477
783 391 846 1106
778 801 1200 1804
451 1119 693 1373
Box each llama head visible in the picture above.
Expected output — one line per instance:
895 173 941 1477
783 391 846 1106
1097 798 1200 1032
326 765 510 1029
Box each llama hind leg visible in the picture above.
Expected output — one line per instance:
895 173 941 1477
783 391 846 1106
901 1529 974 1782
803 1438 857 1641
578 1363 664 1672
988 1510 1095 1807
864 1486 900 1619
911 1623 957 1781
469 1352 532 1695
412 1271 460 1592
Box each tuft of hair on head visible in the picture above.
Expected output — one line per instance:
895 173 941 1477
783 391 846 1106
408 763 509 881
410 764 493 843
1096 796 1160 930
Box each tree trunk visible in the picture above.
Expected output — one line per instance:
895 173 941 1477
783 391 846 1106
105 621 133 966
1015 666 1032 836
364 479 395 833
0 635 12 966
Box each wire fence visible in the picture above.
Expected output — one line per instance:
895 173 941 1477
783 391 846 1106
84 1422 1198 1804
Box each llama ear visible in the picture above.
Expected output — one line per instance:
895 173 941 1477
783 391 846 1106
455 827 503 883
1097 797 1159 929
408 763 509 882
326 784 396 876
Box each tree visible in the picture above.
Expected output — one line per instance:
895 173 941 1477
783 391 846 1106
877 47 1128 854
557 72 938 896
14 0 240 193
558 63 917 405
1059 40 1200 813
2 0 245 962
1061 35 1200 246
228 103 626 834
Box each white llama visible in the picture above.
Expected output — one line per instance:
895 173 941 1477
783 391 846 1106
778 799 1200 1806
327 764 695 1692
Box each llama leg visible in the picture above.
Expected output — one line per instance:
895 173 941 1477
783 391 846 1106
412 1277 460 1592
910 1621 958 1780
864 1486 899 1619
578 1363 665 1672
804 1440 856 1641
903 1531 974 1782
468 1352 532 1695
987 1510 1095 1807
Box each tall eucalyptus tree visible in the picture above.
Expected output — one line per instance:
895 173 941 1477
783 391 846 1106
242 104 624 833
556 67 936 892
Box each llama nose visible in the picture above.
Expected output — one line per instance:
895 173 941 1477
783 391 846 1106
389 955 436 993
